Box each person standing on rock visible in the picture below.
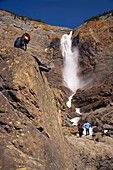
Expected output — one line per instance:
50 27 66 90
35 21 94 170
78 124 84 137
83 121 91 135
14 33 51 72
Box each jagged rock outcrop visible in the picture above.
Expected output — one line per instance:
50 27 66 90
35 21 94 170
0 47 79 169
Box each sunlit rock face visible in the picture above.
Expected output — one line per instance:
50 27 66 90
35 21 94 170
72 18 113 86
0 10 76 169
0 47 80 169
71 17 113 128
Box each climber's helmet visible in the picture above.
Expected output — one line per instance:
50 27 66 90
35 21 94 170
22 33 30 44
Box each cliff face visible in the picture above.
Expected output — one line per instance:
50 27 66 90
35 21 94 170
73 18 113 84
0 10 77 169
0 9 72 93
0 10 71 58
71 17 113 127
0 47 79 169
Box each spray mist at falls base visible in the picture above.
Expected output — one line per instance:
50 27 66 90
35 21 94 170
60 31 81 94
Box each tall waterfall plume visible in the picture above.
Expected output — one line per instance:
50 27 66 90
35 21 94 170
60 31 80 93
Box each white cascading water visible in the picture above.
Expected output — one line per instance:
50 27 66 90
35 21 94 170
60 31 81 126
60 31 80 93
60 33 93 133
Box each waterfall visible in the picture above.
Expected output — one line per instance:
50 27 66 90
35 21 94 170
60 31 81 126
60 31 80 93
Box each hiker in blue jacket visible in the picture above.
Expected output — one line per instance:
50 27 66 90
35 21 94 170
83 121 91 135
14 33 51 72
14 33 30 51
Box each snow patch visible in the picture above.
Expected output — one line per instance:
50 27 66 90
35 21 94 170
70 117 80 126
66 94 74 108
75 108 81 115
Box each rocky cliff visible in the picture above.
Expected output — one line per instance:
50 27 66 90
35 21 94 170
0 45 82 169
0 10 78 170
0 9 113 170
71 16 113 128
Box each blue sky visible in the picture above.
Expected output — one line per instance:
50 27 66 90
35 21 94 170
0 0 113 29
